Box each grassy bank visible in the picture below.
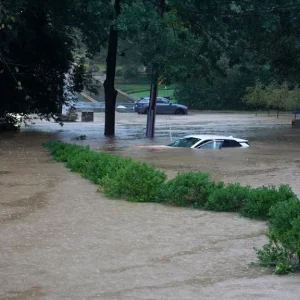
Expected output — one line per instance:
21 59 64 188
44 141 300 274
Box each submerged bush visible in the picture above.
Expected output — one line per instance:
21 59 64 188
205 183 250 212
268 197 300 240
102 161 166 202
268 198 300 262
157 172 221 208
240 185 296 220
255 242 295 274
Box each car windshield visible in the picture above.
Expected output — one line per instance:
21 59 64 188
168 137 201 148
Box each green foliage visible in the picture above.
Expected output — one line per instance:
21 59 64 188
240 185 296 220
0 114 21 132
268 197 300 240
244 81 269 113
286 87 300 113
255 242 295 274
102 161 166 202
174 64 259 110
256 198 300 274
275 262 294 275
256 242 291 268
205 183 250 212
156 172 220 208
0 0 112 121
122 64 140 79
268 198 300 260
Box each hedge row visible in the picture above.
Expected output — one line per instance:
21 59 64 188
44 141 300 274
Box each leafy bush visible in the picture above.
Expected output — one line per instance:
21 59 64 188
157 172 220 208
256 242 291 267
102 161 166 202
256 198 300 273
275 262 295 275
256 242 296 274
240 185 296 220
269 202 300 263
268 197 300 241
205 183 250 212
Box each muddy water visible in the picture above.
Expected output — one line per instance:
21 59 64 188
32 112 300 195
1 113 300 299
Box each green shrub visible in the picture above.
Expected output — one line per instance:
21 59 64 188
205 183 250 212
256 198 300 273
268 197 300 241
275 262 294 275
256 242 296 274
157 172 219 208
240 185 296 220
256 242 291 267
44 141 89 163
102 161 166 202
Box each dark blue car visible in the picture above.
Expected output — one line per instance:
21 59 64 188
134 97 188 115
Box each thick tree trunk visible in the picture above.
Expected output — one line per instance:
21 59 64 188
104 0 120 136
145 0 165 138
146 81 158 138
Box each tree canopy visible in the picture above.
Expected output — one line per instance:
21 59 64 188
0 0 112 120
2 0 300 132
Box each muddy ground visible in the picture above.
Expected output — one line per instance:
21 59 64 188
0 112 300 299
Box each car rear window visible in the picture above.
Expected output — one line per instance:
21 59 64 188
138 99 149 103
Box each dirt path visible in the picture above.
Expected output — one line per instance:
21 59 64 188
1 131 300 299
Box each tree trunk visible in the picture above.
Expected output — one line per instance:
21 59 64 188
277 110 279 118
145 0 165 138
146 81 158 138
104 0 120 136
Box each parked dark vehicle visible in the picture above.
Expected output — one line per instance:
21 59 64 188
134 97 188 115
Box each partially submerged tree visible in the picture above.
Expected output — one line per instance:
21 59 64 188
269 83 289 118
286 87 300 119
104 0 121 136
243 82 269 115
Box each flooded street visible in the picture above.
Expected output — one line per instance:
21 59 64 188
1 112 300 299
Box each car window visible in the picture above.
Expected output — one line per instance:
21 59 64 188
195 140 210 148
168 137 201 148
230 140 242 147
199 140 223 149
160 98 170 104
157 98 170 104
138 99 149 104
222 139 242 148
222 140 232 148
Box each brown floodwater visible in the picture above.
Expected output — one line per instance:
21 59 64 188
33 112 300 195
1 112 300 299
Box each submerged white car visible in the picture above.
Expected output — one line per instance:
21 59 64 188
168 135 250 149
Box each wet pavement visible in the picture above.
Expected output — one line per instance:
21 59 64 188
1 112 300 299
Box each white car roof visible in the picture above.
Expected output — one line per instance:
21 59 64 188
183 135 248 143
